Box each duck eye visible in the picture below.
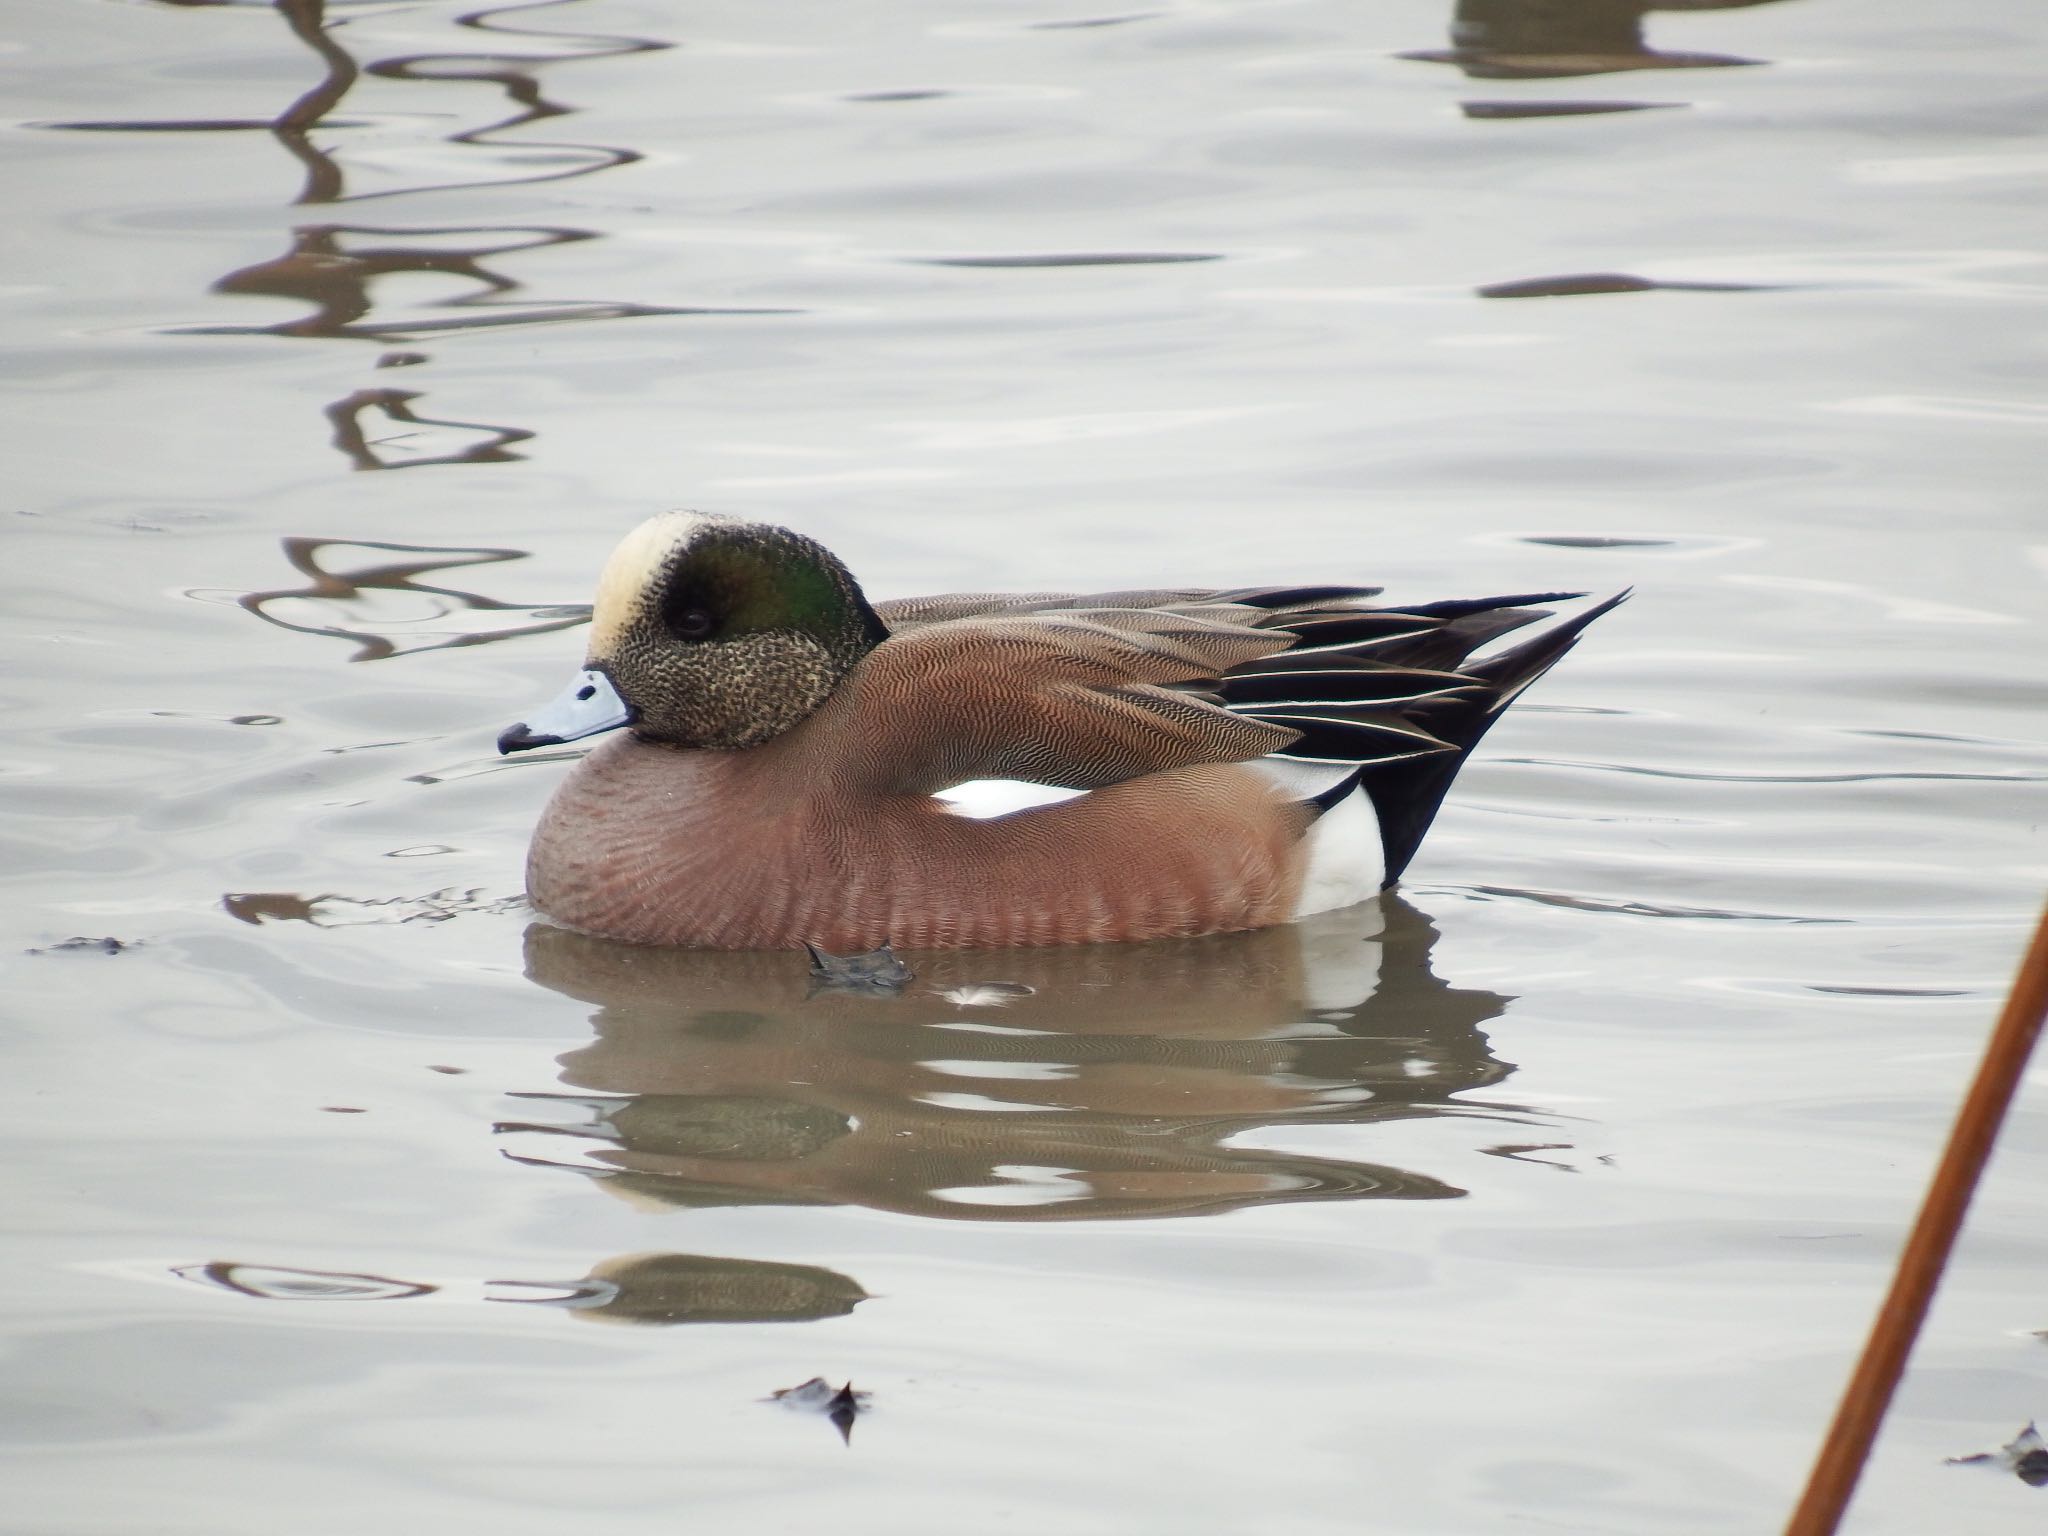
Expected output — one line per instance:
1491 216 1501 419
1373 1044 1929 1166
673 606 715 640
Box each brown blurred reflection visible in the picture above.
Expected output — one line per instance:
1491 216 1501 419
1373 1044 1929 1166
174 1252 867 1327
505 897 1528 1223
1405 0 1790 80
204 225 692 343
503 1251 868 1327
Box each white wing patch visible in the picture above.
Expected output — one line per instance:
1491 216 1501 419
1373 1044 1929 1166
933 761 1383 918
935 779 1092 820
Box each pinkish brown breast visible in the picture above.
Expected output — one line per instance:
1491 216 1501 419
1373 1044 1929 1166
524 733 1312 951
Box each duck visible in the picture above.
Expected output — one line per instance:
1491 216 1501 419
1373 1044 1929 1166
497 512 1624 950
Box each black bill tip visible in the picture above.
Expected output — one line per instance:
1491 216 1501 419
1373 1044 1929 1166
497 723 561 756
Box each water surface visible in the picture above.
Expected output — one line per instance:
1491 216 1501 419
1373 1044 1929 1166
4 1 2047 1531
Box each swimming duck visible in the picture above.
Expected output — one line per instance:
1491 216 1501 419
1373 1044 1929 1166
498 512 1623 950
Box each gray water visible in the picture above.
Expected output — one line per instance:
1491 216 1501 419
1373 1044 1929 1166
4 1 2047 1531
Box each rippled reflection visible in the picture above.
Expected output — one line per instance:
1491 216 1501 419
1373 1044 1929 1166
51 0 691 462
504 898 1524 1224
324 388 535 471
52 0 665 201
173 1253 865 1326
200 225 695 344
1405 0 1790 82
217 537 587 660
268 0 667 208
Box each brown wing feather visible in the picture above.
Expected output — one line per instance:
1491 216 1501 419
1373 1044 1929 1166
874 589 1213 630
820 606 1300 795
845 582 1616 812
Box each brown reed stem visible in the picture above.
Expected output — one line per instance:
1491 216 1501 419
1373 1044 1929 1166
1783 899 2048 1536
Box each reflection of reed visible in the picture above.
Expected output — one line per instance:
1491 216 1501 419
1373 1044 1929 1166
199 223 769 344
345 0 670 206
325 389 534 470
507 899 1530 1224
1405 0 1788 80
56 0 703 466
49 0 667 204
271 0 358 204
227 537 587 660
274 0 667 208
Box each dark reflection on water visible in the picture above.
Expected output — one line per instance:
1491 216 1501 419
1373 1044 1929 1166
350 0 667 204
1026 13 1164 31
216 537 587 661
266 0 359 205
325 389 535 471
175 1253 866 1326
503 898 1526 1223
198 226 707 344
1460 100 1679 119
51 0 667 203
266 0 665 208
1403 0 1788 81
48 0 698 462
1478 273 1785 300
913 252 1225 270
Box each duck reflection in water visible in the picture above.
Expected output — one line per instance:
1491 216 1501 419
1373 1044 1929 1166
503 896 1524 1223
1405 0 1789 80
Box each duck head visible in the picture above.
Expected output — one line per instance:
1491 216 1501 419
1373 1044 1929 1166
498 512 888 755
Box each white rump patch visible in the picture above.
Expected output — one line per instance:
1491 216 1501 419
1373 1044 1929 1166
935 779 1091 820
1247 758 1385 920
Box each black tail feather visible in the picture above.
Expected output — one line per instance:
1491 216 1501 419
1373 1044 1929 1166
1354 589 1630 883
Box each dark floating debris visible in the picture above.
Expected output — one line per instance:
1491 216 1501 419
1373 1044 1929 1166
1947 1422 2048 1487
27 936 134 955
1478 272 1782 299
804 942 915 996
321 1106 368 1114
427 1064 469 1075
770 1377 871 1445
